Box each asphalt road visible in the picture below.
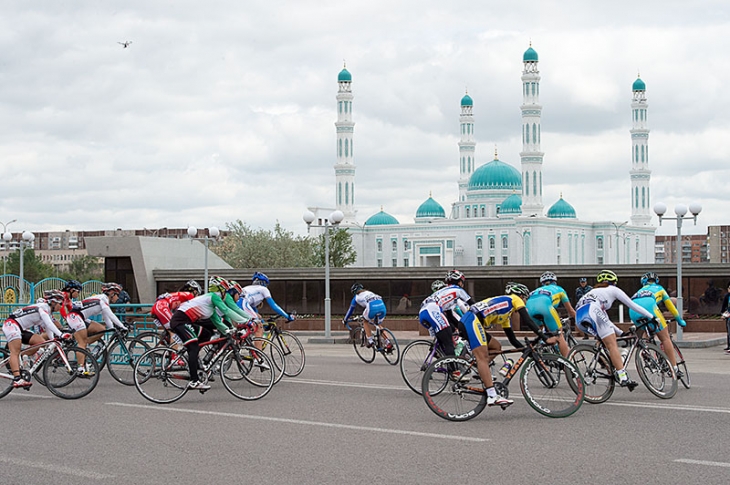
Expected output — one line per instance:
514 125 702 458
2 344 729 485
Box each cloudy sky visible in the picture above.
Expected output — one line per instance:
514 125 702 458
0 1 727 237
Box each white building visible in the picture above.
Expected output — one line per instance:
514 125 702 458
311 47 656 268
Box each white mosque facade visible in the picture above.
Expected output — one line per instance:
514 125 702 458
309 47 656 268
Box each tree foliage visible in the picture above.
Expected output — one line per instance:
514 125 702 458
4 249 55 282
313 228 356 268
59 255 104 282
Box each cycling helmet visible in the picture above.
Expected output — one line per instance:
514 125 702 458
208 275 230 293
351 283 364 294
641 272 659 286
540 272 557 285
445 269 465 285
62 279 83 292
101 282 123 294
579 277 587 283
230 280 244 296
252 272 270 287
431 280 447 293
43 289 65 305
505 282 530 298
596 270 618 284
180 279 202 295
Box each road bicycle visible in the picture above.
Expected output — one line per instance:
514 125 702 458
639 318 690 389
399 334 471 395
534 316 578 353
344 316 400 365
133 325 275 404
421 335 585 421
567 323 677 403
262 315 305 377
0 337 100 400
84 326 150 385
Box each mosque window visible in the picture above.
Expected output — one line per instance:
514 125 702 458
345 182 349 205
377 259 382 267
377 240 382 252
556 234 561 248
392 258 397 267
447 240 453 249
635 145 639 163
461 157 465 173
352 183 355 204
392 240 397 252
502 237 508 250
489 237 495 250
477 256 483 266
489 256 495 265
532 123 537 144
537 84 539 96
539 172 542 196
466 207 470 218
597 237 604 250
338 182 342 205
641 145 645 162
525 172 530 196
477 238 483 250
403 259 409 267
339 101 342 113
635 187 639 208
338 139 342 157
641 187 646 208
351 139 354 157
345 139 349 157
468 156 471 172
597 256 603 265
532 171 537 195
538 125 541 144
525 124 530 144
502 256 508 265
481 206 485 217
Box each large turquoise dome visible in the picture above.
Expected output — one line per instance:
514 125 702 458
547 197 576 218
499 194 522 215
632 77 645 91
523 46 538 62
365 209 399 226
416 196 446 218
338 68 352 82
468 158 522 191
461 94 473 106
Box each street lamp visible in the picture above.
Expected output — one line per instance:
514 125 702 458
187 226 220 287
514 230 527 265
18 231 35 303
303 209 344 339
610 221 628 264
654 202 702 341
1 219 17 275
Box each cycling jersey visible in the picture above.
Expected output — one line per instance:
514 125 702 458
71 294 125 330
344 290 387 324
526 283 570 333
576 286 654 339
460 294 540 350
176 293 237 333
428 285 472 313
151 292 196 328
3 302 62 343
629 283 685 331
242 284 291 320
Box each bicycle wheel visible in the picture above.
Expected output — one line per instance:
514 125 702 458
43 347 100 399
400 340 443 394
135 330 164 348
421 356 486 422
275 331 306 377
220 346 274 400
519 352 584 418
352 326 376 363
567 344 614 404
86 339 108 372
133 347 189 404
635 343 677 399
379 328 400 365
0 349 13 399
251 337 286 384
107 337 151 386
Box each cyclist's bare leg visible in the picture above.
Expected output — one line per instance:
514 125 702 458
657 327 677 367
86 322 106 344
602 333 624 370
556 333 570 357
73 327 90 367
486 337 501 365
472 346 494 389
8 334 45 377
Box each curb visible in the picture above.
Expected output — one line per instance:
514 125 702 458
675 338 725 349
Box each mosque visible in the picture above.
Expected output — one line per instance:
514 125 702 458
307 45 656 268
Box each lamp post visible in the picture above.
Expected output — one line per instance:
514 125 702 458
303 209 344 339
1 219 17 275
187 226 220 287
653 202 702 341
610 221 628 264
18 231 35 303
514 230 526 265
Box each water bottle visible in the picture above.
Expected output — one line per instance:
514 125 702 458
499 359 514 377
454 338 465 357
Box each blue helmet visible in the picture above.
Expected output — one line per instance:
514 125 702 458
252 272 269 287
63 279 82 292
641 272 659 286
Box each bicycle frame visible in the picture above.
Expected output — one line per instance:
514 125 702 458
0 339 73 383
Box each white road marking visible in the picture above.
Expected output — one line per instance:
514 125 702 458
107 402 489 443
284 378 406 391
674 458 730 468
602 401 730 414
0 455 115 479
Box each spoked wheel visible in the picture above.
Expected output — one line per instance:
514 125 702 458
635 343 677 399
421 356 486 422
107 338 151 386
0 348 14 399
399 340 443 395
250 337 286 384
135 331 165 348
379 328 400 365
275 331 305 377
519 353 584 418
567 344 615 404
133 347 189 404
352 326 376 363
43 346 100 399
220 346 274 400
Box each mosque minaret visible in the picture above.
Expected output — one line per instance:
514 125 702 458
629 74 652 226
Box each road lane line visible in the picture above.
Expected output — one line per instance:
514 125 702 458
107 402 489 443
602 401 730 414
674 458 730 468
284 378 406 391
0 455 115 479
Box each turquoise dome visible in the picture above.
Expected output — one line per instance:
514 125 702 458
632 77 645 91
523 46 538 62
547 197 577 219
461 94 473 106
499 194 522 215
468 158 522 191
338 68 352 82
416 196 446 218
365 210 399 226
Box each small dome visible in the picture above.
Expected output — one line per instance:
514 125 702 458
468 158 522 191
365 209 399 226
523 46 538 62
338 68 352 82
416 196 446 218
547 197 577 219
461 94 473 106
499 194 522 215
632 77 646 92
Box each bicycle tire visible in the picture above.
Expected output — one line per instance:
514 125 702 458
421 356 486 421
379 328 400 365
567 344 615 404
0 348 13 399
220 346 274 400
635 342 677 399
673 341 691 389
352 326 376 363
107 337 151 386
86 339 108 372
400 340 443 394
133 347 189 404
43 347 100 399
519 352 584 418
134 330 164 348
250 337 286 384
275 330 306 377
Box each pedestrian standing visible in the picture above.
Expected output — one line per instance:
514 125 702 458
720 281 730 353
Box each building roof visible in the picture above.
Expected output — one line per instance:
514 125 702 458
468 157 522 191
365 209 399 226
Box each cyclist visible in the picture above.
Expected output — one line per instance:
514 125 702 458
240 272 295 346
2 290 71 388
629 272 686 375
150 281 202 348
418 280 459 358
343 283 388 348
525 271 576 357
575 270 656 390
460 282 554 408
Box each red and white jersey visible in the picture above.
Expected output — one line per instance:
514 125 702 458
427 285 472 312
177 293 218 322
4 302 62 337
72 294 124 329
152 291 195 326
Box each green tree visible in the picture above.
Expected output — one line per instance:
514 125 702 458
313 227 356 268
60 255 104 282
5 249 55 282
